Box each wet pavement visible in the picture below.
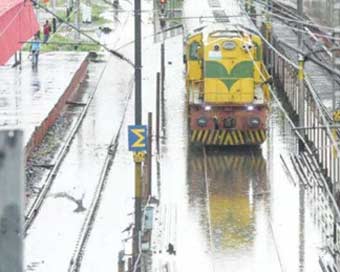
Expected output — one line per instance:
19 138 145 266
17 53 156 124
0 52 87 145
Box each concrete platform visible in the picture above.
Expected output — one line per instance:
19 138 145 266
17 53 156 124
0 52 88 158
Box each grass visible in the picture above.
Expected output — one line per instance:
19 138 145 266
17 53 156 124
22 2 109 52
42 34 100 52
91 3 110 24
22 34 100 52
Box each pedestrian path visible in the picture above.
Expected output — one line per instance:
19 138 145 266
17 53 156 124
0 52 88 157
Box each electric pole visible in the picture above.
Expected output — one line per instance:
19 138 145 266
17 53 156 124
75 0 80 41
0 130 24 272
51 0 56 12
297 0 303 47
133 0 143 271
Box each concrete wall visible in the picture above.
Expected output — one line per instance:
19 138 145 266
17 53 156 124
24 56 89 159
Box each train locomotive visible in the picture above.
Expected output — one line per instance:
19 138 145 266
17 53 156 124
185 25 270 146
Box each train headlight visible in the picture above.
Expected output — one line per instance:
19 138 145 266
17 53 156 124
197 117 208 127
204 105 212 111
248 117 260 128
224 117 236 128
247 105 255 111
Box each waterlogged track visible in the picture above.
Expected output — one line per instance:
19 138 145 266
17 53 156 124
25 56 134 271
67 78 133 272
25 2 137 270
24 60 109 235
193 146 283 271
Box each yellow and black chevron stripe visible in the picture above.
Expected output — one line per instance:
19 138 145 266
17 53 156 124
190 129 266 145
190 154 266 173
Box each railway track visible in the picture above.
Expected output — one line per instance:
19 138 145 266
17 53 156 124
24 60 109 235
271 0 339 74
201 146 217 272
24 54 134 270
67 76 133 272
24 1 135 236
200 146 286 271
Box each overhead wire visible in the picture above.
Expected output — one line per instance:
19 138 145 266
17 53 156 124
254 2 340 34
233 23 340 224
29 0 134 66
241 1 340 162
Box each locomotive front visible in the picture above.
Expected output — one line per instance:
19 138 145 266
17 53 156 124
185 26 270 146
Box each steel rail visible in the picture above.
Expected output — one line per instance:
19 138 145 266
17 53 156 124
68 77 134 272
201 146 216 272
24 58 109 234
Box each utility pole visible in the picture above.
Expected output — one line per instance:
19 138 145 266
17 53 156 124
75 0 81 41
147 112 153 197
0 130 24 272
51 0 56 12
36 0 40 24
297 0 303 47
133 0 143 271
298 54 305 128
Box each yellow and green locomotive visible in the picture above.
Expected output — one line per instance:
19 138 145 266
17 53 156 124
185 25 270 146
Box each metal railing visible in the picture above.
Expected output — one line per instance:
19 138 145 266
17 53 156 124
269 33 340 261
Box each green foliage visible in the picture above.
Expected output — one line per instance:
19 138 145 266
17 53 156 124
42 34 100 52
91 4 110 24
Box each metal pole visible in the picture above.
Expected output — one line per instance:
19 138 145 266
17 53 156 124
133 0 143 271
160 44 165 133
332 50 336 111
52 0 56 12
147 112 152 197
118 250 125 272
298 54 305 129
161 43 165 95
75 0 80 41
0 130 24 272
36 0 40 23
297 0 303 47
156 72 160 154
135 0 142 125
133 152 143 272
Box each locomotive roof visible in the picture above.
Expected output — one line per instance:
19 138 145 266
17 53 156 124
191 23 255 43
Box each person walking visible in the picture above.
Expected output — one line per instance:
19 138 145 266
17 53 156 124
43 20 51 43
31 34 41 68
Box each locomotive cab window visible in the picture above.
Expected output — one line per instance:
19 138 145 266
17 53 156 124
189 41 202 60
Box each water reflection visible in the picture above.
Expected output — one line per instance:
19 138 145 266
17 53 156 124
187 147 280 271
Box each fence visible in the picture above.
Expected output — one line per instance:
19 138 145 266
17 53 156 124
265 29 340 265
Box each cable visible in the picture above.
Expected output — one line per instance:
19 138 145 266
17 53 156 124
29 0 134 66
233 26 340 225
254 0 340 37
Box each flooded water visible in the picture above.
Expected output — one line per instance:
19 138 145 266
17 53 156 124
187 147 282 271
153 4 337 267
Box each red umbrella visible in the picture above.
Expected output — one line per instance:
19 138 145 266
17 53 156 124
0 0 39 65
